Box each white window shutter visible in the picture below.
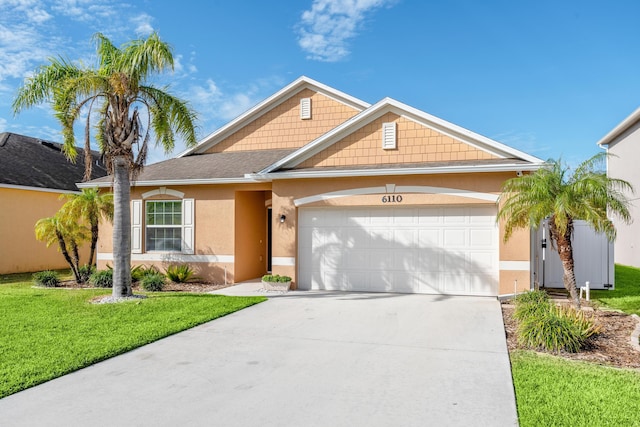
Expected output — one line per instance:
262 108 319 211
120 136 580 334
131 199 142 254
300 98 311 119
382 122 397 149
182 198 195 254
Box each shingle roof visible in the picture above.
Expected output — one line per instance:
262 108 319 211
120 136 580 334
88 149 297 184
0 132 108 191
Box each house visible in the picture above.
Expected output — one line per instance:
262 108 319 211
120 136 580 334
83 76 545 296
0 132 107 274
597 107 640 268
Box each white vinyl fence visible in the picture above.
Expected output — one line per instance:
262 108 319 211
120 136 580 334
533 220 614 290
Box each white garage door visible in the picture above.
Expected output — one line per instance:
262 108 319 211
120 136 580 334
298 206 499 296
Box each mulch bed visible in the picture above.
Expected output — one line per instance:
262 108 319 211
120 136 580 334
502 302 640 369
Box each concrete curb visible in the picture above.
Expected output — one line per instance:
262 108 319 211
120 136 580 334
630 314 640 352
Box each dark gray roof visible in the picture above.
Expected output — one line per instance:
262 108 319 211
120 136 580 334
89 149 297 184
0 132 108 191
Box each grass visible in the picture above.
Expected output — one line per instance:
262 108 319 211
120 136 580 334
512 264 640 426
512 351 640 427
591 264 640 315
0 271 265 398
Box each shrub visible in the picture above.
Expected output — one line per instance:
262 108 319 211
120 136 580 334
261 274 292 283
33 270 60 288
165 264 195 283
90 269 113 288
77 265 95 284
514 290 551 321
140 272 165 291
517 303 601 353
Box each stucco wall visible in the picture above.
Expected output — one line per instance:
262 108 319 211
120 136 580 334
96 184 271 284
205 89 360 153
607 124 640 268
0 187 91 274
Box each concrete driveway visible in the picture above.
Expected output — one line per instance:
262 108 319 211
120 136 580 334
0 291 517 426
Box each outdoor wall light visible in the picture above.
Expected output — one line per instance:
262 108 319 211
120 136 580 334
279 214 286 223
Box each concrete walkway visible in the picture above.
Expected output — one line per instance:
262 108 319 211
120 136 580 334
0 286 518 426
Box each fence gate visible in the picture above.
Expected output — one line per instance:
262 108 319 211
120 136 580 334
533 220 614 290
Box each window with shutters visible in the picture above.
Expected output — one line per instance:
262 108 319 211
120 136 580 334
382 122 396 149
300 98 311 119
145 200 183 252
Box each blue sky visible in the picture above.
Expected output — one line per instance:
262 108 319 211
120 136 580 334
1 0 640 165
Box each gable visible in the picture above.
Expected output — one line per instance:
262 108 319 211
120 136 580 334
295 113 497 169
204 89 362 153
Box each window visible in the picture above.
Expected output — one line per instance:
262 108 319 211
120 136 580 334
146 201 183 252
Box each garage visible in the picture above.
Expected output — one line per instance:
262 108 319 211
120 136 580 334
298 206 499 295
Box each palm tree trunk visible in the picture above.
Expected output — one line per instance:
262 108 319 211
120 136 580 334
551 217 581 308
89 223 98 268
112 156 132 297
70 239 82 282
56 230 80 281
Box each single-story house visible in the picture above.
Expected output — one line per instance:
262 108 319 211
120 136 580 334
0 132 107 274
597 107 640 268
83 76 545 296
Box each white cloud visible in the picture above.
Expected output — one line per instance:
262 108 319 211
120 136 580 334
188 77 284 123
131 12 154 35
0 117 6 132
297 0 397 62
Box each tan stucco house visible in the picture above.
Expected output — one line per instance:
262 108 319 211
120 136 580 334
83 77 545 296
597 107 640 268
0 132 107 274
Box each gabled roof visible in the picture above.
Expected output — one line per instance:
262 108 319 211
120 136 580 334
260 97 544 174
79 149 295 188
0 132 107 192
179 76 370 157
596 106 640 147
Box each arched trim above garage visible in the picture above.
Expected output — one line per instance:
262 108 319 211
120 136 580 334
293 185 498 206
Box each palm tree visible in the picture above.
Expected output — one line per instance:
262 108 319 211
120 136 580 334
497 153 632 307
35 214 89 282
60 188 114 268
14 32 197 298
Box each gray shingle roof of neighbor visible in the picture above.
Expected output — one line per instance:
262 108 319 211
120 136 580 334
88 149 298 184
0 132 108 191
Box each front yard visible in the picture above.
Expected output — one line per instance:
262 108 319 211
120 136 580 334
510 264 640 427
0 271 265 398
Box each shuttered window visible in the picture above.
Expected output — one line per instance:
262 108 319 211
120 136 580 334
382 122 396 149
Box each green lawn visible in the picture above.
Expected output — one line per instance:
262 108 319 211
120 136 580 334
512 351 640 427
0 272 265 398
591 264 640 315
512 264 640 426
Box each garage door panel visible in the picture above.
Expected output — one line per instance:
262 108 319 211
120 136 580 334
298 206 498 296
470 228 494 248
370 229 393 248
443 229 466 247
394 228 417 247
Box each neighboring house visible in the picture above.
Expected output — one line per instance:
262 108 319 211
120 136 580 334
0 132 108 274
597 108 640 269
83 76 545 296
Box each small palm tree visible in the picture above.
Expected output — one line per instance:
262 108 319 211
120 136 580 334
35 214 89 282
14 32 197 297
497 153 632 307
60 188 114 268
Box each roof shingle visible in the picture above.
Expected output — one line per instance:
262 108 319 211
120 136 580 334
0 132 108 191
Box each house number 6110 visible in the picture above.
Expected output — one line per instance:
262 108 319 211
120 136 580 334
382 195 403 203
